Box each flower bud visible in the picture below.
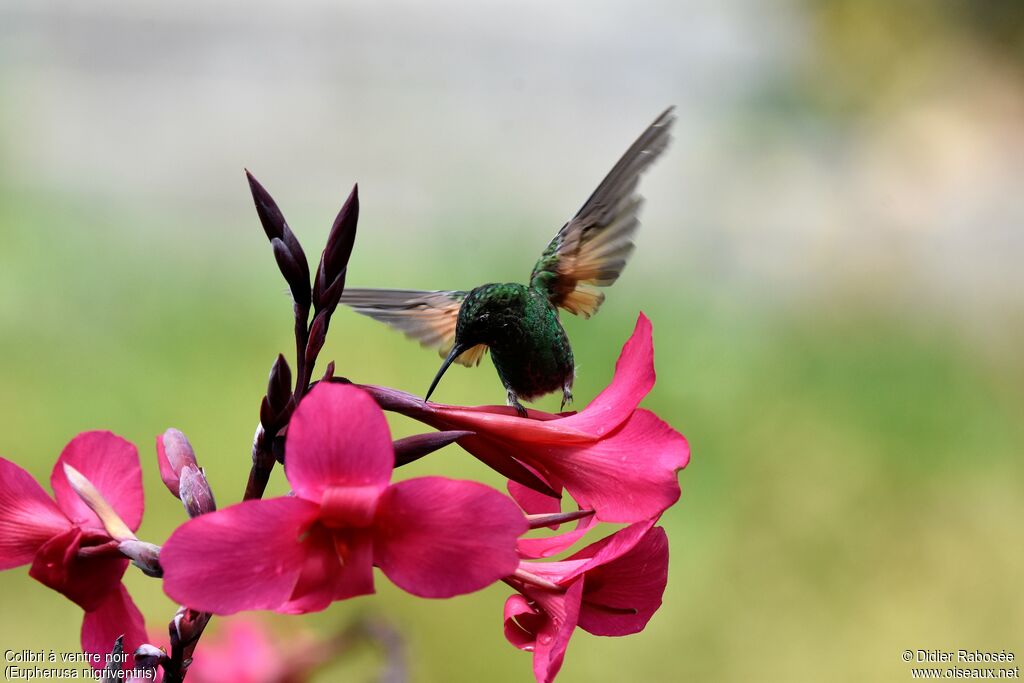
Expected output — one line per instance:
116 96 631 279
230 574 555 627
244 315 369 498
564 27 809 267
156 428 198 498
246 170 312 309
392 430 473 467
179 465 217 518
132 643 166 671
526 509 594 530
171 607 211 663
118 538 163 577
313 184 358 315
100 636 124 683
260 355 293 434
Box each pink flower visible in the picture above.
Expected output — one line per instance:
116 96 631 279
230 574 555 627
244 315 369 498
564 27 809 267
504 520 669 683
185 618 317 683
363 313 690 523
0 432 147 666
161 383 527 614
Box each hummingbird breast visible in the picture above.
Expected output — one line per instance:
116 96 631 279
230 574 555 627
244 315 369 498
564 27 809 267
460 283 574 401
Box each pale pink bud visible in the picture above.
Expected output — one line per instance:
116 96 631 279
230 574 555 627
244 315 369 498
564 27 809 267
156 428 198 498
179 465 217 518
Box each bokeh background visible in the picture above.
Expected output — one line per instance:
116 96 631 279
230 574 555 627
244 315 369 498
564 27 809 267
1 1 1022 681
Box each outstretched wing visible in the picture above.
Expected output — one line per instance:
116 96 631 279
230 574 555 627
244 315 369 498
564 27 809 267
530 107 675 317
340 288 488 367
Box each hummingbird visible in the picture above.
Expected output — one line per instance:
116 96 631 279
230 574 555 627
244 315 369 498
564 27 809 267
342 107 675 416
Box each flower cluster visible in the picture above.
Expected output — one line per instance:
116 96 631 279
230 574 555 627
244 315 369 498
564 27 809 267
0 175 690 683
362 312 687 681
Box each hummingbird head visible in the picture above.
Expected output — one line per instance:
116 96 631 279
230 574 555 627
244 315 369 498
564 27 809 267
423 286 498 403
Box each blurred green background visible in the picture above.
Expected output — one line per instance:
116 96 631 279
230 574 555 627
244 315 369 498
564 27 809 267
1 1 1022 681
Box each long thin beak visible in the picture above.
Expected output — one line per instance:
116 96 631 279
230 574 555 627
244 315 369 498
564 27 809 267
424 343 466 403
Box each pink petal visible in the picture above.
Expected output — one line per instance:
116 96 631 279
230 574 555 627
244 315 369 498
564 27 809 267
518 557 590 586
564 518 658 572
30 527 128 612
373 477 526 598
454 435 562 497
379 313 655 444
276 527 374 614
285 384 393 502
503 594 541 651
558 313 655 436
430 407 593 444
517 513 597 560
575 526 669 636
362 384 594 445
81 583 147 671
508 481 561 516
518 410 689 523
516 520 662 589
449 409 686 523
0 457 71 569
330 529 375 601
161 497 320 614
524 580 584 683
274 521 342 614
52 432 144 532
458 404 569 421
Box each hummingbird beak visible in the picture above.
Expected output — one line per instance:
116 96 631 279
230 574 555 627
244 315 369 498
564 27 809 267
424 343 466 404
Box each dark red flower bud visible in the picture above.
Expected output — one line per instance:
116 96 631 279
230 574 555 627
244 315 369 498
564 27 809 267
260 355 293 433
245 170 312 309
313 184 358 314
393 430 473 467
101 636 125 682
132 643 166 673
322 361 336 381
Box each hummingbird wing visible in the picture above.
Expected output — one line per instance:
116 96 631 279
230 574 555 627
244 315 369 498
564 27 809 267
340 288 488 367
530 106 675 317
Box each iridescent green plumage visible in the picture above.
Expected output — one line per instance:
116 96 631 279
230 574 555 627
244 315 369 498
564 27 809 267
342 108 675 414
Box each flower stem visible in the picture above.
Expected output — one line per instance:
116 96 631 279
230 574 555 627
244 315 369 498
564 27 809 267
243 425 276 501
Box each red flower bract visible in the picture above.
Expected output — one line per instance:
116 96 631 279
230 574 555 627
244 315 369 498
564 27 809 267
363 313 690 523
0 432 147 667
161 383 527 614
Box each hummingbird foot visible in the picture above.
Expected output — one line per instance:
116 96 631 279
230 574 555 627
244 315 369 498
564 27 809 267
560 385 573 411
506 389 528 418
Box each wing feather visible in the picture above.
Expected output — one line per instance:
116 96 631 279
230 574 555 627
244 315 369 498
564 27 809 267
340 288 487 367
530 107 675 317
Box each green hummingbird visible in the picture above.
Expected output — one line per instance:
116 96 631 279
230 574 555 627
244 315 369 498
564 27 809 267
342 107 675 415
